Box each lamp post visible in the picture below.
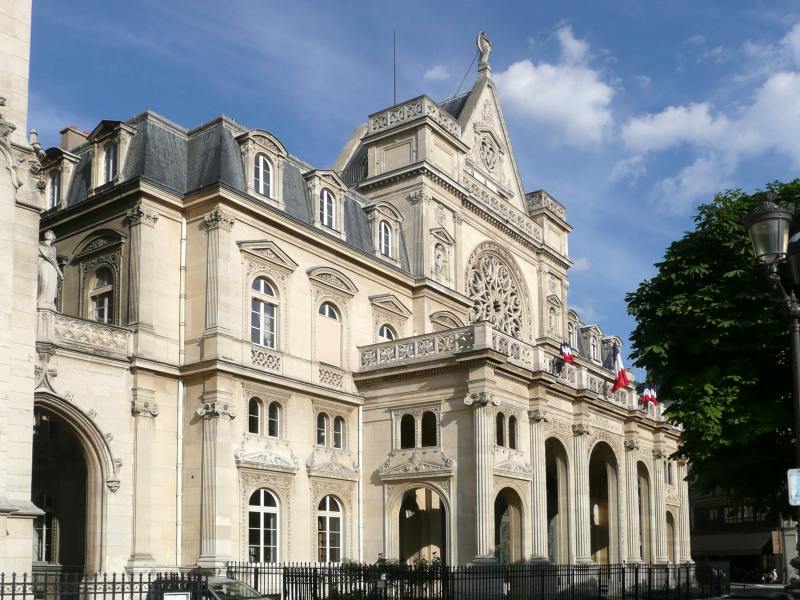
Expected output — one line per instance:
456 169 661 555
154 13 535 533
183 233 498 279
744 192 800 591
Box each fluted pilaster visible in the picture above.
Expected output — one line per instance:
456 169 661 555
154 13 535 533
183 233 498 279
465 391 499 561
529 408 549 559
677 461 693 562
197 397 236 569
624 439 642 562
129 392 159 567
572 423 592 562
653 449 669 563
204 208 234 333
126 204 158 330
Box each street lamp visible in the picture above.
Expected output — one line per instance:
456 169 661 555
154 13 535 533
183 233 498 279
745 191 800 591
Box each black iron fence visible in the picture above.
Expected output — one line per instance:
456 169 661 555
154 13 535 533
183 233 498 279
0 571 206 600
228 561 729 600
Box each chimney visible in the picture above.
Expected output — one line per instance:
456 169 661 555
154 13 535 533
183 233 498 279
59 125 88 152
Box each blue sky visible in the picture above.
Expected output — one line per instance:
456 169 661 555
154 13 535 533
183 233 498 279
29 1 800 374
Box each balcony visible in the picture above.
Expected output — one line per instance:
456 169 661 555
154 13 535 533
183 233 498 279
37 309 132 359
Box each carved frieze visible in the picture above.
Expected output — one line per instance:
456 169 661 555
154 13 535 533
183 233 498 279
493 446 533 479
378 448 454 480
306 446 359 481
204 208 235 231
197 402 236 419
234 439 299 474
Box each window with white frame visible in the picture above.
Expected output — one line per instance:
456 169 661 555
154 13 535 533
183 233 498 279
318 302 339 320
248 398 263 435
316 413 329 445
254 154 272 197
48 170 61 209
590 336 598 361
320 189 336 229
333 416 345 449
568 322 577 348
251 277 277 349
317 495 342 563
267 401 281 438
248 488 279 563
379 220 392 257
378 324 396 341
89 267 114 324
103 142 117 183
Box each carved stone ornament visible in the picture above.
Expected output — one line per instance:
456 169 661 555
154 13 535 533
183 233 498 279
204 208 235 231
572 423 593 436
623 439 639 452
407 190 433 205
306 447 359 480
235 439 299 473
652 448 668 459
131 399 159 417
466 252 524 337
528 408 549 423
127 204 159 227
479 136 498 171
464 391 500 407
197 402 236 419
379 448 454 480
106 479 120 493
493 447 533 478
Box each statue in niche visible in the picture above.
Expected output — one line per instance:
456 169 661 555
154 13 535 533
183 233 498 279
477 31 492 71
433 243 448 282
38 230 63 310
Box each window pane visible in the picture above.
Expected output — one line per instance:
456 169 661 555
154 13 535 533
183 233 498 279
317 414 328 445
268 402 280 437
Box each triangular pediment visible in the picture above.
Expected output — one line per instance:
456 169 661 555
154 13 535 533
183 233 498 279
369 294 411 318
303 169 346 192
546 293 563 307
308 266 358 296
430 227 455 246
238 240 299 272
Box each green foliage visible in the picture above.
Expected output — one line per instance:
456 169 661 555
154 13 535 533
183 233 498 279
626 180 800 512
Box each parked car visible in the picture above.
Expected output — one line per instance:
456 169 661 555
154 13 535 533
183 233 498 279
147 576 278 600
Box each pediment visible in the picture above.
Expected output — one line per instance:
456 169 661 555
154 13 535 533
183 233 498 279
429 310 464 330
308 266 358 296
581 324 603 338
303 169 346 192
378 448 454 481
306 447 359 481
237 129 288 157
546 293 563 307
369 294 411 319
234 441 299 474
430 227 455 246
365 201 403 223
239 240 299 272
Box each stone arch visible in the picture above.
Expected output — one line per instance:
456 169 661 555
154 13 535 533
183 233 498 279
545 435 572 563
666 510 678 563
494 486 525 564
637 460 655 563
385 481 452 564
33 391 120 572
464 241 532 341
588 441 622 564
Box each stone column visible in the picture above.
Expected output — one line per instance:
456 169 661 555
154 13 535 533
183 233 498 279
203 208 235 334
653 449 669 563
453 212 464 292
572 423 592 563
464 391 499 561
677 460 693 562
129 392 159 567
196 396 236 570
624 440 642 562
528 408 549 560
126 203 159 330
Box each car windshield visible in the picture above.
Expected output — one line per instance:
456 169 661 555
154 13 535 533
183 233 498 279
209 582 264 600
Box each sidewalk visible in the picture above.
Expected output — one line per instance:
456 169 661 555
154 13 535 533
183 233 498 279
705 582 787 599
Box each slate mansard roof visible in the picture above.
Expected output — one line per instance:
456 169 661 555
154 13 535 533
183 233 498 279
56 110 411 273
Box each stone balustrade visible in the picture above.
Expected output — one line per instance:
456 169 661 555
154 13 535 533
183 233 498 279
37 309 132 358
367 95 461 138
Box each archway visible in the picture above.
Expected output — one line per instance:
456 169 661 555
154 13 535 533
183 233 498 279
398 487 447 564
32 406 88 571
545 437 570 563
666 512 677 563
637 462 653 562
589 442 620 564
494 487 524 564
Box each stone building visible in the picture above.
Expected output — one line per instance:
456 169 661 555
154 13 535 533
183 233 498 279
0 13 691 573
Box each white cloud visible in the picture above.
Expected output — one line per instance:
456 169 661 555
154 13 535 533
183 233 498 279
635 75 651 88
621 102 729 153
651 154 734 214
494 25 614 146
698 45 726 63
572 256 591 271
610 155 646 184
686 34 706 45
423 65 449 81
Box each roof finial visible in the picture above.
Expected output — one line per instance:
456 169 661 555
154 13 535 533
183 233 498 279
477 31 492 75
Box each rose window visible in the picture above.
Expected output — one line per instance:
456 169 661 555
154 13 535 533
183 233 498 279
479 137 497 171
467 254 523 337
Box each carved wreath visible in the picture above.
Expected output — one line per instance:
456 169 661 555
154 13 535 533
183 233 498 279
466 252 523 338
479 136 497 171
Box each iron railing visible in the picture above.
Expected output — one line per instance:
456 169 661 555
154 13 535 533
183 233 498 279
228 561 729 600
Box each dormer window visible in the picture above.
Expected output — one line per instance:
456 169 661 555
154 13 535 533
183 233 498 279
379 220 392 257
90 267 114 324
590 336 598 361
48 170 61 210
320 189 336 229
254 154 272 197
102 142 117 184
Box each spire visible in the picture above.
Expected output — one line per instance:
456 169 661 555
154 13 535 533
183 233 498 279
477 31 492 76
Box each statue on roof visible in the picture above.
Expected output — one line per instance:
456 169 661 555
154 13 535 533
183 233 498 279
477 31 492 74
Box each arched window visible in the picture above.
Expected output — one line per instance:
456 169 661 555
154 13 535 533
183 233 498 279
568 322 576 347
267 401 281 438
548 307 557 335
318 302 339 320
251 277 277 349
590 336 598 361
316 413 329 446
103 142 117 183
320 189 336 229
248 398 262 435
508 416 517 450
90 267 114 324
333 416 345 449
379 220 392 257
420 411 437 447
48 170 61 209
378 324 396 341
254 154 272 197
317 496 342 563
248 488 279 563
496 412 506 447
400 414 415 449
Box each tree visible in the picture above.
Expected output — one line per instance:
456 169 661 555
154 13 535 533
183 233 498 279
626 180 800 512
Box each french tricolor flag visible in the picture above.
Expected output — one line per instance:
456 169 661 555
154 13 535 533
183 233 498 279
560 341 574 364
640 384 658 405
603 344 630 392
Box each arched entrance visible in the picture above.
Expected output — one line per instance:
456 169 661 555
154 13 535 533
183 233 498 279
494 488 524 564
398 487 447 564
637 462 653 562
666 512 677 563
32 406 88 570
589 442 620 564
545 438 570 563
